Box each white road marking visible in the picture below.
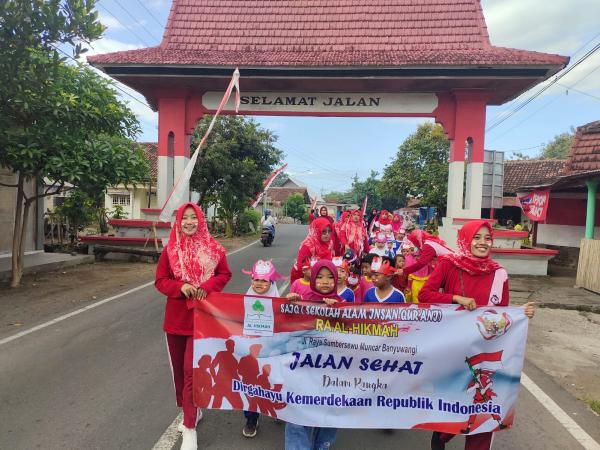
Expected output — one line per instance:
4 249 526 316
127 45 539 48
521 372 600 450
152 412 183 450
0 240 258 347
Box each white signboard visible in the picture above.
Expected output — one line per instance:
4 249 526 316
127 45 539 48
202 92 438 114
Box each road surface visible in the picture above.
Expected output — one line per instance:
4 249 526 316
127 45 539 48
1 225 599 450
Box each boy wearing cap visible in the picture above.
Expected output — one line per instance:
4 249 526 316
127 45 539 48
363 256 406 303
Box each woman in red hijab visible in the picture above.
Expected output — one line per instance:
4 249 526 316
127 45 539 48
336 209 369 256
155 202 232 450
290 217 334 281
419 219 535 450
391 213 403 234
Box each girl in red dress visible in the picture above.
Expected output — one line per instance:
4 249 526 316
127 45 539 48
290 217 334 282
155 202 232 450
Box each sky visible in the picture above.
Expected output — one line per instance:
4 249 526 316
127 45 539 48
84 0 600 195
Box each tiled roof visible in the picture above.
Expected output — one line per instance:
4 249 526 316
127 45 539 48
503 159 568 194
267 187 310 205
139 142 158 181
566 121 600 173
88 0 567 67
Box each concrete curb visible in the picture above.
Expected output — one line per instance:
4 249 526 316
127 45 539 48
0 254 95 282
538 302 600 314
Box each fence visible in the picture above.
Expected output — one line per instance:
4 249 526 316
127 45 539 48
576 239 600 294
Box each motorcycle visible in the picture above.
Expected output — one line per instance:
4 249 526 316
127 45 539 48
261 225 275 247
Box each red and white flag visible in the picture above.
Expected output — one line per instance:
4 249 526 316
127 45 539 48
251 163 288 208
361 195 368 217
517 190 550 222
159 68 241 223
466 351 503 370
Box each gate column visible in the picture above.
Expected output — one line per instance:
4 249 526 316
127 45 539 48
445 91 489 219
156 95 205 208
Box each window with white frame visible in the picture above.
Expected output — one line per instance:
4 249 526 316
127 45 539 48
111 194 131 206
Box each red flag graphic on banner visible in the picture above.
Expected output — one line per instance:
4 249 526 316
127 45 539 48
466 351 503 367
517 190 550 222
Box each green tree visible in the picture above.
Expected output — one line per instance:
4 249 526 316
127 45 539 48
284 193 308 223
381 123 450 212
190 116 283 237
539 130 575 159
55 189 96 244
0 1 148 286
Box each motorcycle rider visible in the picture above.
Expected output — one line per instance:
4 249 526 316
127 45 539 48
260 209 276 238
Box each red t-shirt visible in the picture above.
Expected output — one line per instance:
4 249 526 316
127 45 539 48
418 259 509 306
155 251 232 335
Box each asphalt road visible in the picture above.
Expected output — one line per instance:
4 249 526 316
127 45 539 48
1 224 599 450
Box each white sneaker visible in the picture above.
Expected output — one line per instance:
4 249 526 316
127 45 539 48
180 427 197 450
178 409 203 432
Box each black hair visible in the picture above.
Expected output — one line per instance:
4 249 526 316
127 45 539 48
380 255 396 268
361 253 375 265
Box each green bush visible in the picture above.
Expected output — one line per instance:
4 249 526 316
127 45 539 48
110 204 128 219
237 209 261 234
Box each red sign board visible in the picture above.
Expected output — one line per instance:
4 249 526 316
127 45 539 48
517 190 550 222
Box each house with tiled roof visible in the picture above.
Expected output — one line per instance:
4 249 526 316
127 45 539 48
103 143 158 220
503 159 568 197
504 121 600 280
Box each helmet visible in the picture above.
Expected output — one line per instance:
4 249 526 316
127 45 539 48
343 249 357 263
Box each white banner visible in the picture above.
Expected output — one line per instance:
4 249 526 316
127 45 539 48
192 294 528 435
202 92 438 114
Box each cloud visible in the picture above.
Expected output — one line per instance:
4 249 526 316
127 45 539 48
82 37 141 57
482 0 600 101
97 11 124 31
482 0 600 54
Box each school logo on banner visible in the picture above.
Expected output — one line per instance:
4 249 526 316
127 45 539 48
243 296 274 336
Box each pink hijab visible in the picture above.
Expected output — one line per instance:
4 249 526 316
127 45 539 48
166 202 225 287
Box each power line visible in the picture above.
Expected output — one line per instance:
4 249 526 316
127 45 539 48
487 61 600 143
132 0 165 29
486 40 600 133
97 3 152 47
559 84 600 102
51 44 156 114
108 0 162 42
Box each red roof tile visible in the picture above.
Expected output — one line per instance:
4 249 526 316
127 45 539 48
88 0 567 67
503 159 568 194
566 121 600 173
139 142 157 181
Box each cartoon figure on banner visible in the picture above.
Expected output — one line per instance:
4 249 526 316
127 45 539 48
462 351 507 434
208 339 244 409
476 310 513 340
195 340 286 417
193 355 214 408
